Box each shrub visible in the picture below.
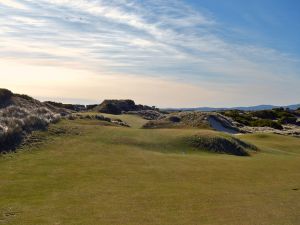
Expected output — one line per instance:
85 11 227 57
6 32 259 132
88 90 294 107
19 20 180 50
23 115 48 131
279 116 297 125
0 88 13 105
168 116 181 123
95 115 111 122
67 114 77 120
224 110 253 125
251 110 277 120
276 111 294 118
0 128 23 150
250 119 283 130
273 107 285 112
86 104 98 110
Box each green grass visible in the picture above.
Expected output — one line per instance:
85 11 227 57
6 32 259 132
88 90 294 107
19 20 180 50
0 117 300 225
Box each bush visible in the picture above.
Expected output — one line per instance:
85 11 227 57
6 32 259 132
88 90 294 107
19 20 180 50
224 110 253 125
0 88 13 105
279 116 297 125
95 115 111 122
273 107 285 112
86 104 98 110
23 115 48 131
250 119 283 130
251 110 277 120
168 116 181 123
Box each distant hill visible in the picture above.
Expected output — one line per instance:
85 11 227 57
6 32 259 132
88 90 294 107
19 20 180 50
164 104 300 112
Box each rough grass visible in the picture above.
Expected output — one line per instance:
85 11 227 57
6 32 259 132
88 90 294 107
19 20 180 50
77 112 148 128
0 106 61 152
0 117 299 225
186 134 257 156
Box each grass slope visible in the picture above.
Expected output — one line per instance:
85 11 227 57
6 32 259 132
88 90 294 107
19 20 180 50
0 116 300 225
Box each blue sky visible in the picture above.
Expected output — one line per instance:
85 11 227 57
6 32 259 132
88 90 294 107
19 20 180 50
0 0 299 107
187 0 300 55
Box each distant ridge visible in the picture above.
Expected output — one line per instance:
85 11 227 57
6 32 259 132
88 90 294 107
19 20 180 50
163 104 300 112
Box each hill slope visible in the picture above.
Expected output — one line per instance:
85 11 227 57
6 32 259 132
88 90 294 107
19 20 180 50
0 116 299 225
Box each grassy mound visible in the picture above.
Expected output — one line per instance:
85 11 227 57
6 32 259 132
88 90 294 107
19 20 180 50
142 112 210 129
186 134 258 156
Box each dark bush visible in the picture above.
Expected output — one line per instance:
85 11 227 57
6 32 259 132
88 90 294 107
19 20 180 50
276 111 294 118
273 107 285 112
0 88 13 105
279 116 297 125
86 104 98 110
224 110 253 125
23 115 48 131
0 127 23 151
169 116 181 123
95 115 111 122
250 119 283 130
251 110 277 120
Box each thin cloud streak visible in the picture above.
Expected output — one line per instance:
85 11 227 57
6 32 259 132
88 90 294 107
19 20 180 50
0 0 299 106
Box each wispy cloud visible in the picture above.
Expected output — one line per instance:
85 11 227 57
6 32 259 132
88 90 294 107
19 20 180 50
0 0 27 9
0 0 299 106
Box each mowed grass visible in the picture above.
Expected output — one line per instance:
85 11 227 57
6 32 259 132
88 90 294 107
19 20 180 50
0 116 300 225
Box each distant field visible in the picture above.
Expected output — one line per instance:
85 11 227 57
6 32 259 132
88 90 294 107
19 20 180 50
0 115 299 225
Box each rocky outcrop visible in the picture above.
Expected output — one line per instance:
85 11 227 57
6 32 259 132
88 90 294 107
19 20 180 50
94 99 157 115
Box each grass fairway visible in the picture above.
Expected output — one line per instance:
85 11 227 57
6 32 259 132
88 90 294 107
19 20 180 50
0 116 300 225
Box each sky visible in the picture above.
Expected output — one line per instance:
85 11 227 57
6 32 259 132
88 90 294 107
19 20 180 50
0 0 299 107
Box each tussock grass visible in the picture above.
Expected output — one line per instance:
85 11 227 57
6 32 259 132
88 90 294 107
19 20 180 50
186 134 257 156
0 106 61 152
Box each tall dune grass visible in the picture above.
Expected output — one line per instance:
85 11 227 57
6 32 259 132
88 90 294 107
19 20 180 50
0 106 61 152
